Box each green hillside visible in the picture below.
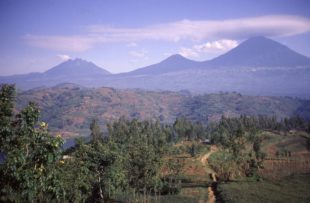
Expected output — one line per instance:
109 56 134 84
16 84 310 138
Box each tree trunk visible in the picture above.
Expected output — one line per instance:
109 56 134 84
98 172 104 199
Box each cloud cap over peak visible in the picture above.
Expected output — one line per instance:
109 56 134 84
24 15 310 52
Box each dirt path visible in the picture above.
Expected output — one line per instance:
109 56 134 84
201 145 218 166
207 186 216 203
200 145 218 203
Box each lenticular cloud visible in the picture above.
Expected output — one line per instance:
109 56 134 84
24 15 310 52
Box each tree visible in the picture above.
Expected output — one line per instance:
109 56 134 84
208 151 240 181
0 84 64 202
107 119 169 201
0 84 15 151
189 143 197 157
90 118 103 144
253 137 262 159
165 158 184 194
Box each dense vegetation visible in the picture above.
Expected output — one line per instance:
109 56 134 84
2 84 310 202
16 84 310 137
0 85 64 201
207 115 310 180
0 84 205 202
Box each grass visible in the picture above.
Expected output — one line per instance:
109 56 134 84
149 194 203 203
180 187 209 199
147 187 209 203
217 174 310 203
261 131 309 156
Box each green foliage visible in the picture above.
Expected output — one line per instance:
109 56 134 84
209 151 242 181
163 157 185 195
90 118 103 144
0 84 15 151
173 117 206 141
208 115 310 148
207 114 310 182
2 84 310 201
207 115 279 181
16 86 310 135
107 119 170 195
0 84 64 202
55 118 173 201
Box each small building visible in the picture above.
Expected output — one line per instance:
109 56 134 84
202 139 211 144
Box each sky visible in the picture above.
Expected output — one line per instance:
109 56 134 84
0 0 310 75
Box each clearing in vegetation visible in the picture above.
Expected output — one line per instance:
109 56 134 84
217 174 310 203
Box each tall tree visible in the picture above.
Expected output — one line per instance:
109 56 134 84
90 118 103 144
0 84 15 151
0 84 64 202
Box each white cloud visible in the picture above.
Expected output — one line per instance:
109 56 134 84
57 54 71 61
24 15 310 52
179 39 238 58
88 15 310 41
194 39 238 53
179 47 199 58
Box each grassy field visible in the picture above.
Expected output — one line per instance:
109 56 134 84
259 131 310 179
260 131 310 158
146 187 209 203
217 174 310 203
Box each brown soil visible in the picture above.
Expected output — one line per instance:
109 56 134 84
201 145 218 166
200 145 218 203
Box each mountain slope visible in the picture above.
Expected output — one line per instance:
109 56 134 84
0 58 110 89
45 58 111 78
125 54 201 75
207 36 310 67
16 85 310 137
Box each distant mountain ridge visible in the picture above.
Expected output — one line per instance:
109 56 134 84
123 36 310 76
207 36 310 67
1 36 310 97
45 58 111 77
0 58 111 89
125 54 201 75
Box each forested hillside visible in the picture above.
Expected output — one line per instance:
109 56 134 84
16 84 310 137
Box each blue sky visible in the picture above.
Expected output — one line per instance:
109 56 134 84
0 0 310 75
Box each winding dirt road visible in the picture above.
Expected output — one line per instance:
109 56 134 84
200 145 218 203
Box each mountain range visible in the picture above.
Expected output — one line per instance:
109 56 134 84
207 36 310 67
1 36 310 97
